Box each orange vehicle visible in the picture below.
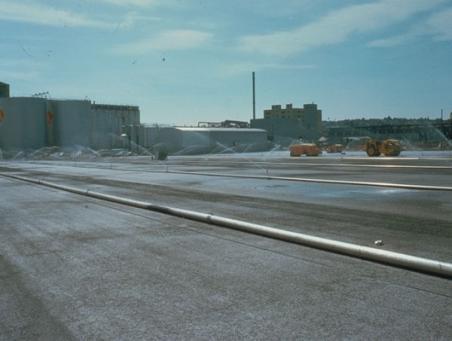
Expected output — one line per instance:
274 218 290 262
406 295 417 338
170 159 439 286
290 143 321 157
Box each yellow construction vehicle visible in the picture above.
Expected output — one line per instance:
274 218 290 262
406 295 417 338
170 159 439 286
365 139 401 157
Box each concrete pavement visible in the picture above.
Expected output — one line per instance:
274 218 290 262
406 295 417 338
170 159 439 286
1 156 452 340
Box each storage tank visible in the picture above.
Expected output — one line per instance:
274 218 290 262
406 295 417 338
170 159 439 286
90 109 116 149
90 104 140 149
51 100 91 147
0 97 47 152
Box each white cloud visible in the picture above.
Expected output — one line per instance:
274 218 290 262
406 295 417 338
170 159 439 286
233 0 325 18
238 0 445 56
425 7 452 41
115 12 161 30
0 58 45 81
0 1 114 29
98 0 157 6
367 34 415 47
112 30 212 55
368 6 452 47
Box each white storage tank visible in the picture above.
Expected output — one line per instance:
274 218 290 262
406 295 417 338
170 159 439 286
51 100 91 147
90 104 140 149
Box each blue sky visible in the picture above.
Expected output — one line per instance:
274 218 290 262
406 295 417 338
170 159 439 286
1 0 451 124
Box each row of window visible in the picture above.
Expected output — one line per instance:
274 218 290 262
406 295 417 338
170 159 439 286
265 114 319 120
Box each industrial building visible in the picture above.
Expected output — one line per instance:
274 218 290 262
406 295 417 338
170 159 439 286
197 120 250 128
125 126 269 154
0 81 269 157
0 82 10 97
0 82 139 155
251 103 322 144
324 118 452 148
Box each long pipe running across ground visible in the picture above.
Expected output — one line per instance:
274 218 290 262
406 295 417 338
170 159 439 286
166 170 452 192
1 172 452 278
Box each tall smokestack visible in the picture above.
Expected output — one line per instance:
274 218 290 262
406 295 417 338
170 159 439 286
252 71 256 120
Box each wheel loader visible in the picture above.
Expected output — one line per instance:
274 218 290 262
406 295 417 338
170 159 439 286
365 139 401 157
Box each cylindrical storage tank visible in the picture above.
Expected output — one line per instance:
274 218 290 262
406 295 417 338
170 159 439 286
129 124 138 152
51 100 91 148
0 97 47 153
90 109 112 149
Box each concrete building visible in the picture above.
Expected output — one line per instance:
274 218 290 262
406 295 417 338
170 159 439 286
251 103 323 144
0 82 140 153
0 81 269 157
90 103 140 149
0 82 10 98
251 118 315 146
198 120 250 128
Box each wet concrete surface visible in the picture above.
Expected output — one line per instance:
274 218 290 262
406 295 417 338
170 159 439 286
2 159 452 260
1 156 452 339
8 154 452 187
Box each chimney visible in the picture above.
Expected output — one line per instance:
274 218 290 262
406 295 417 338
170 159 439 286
252 72 256 120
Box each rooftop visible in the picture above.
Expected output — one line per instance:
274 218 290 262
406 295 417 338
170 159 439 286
175 127 266 132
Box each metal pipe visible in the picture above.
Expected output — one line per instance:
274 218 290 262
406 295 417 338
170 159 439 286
2 172 452 278
165 170 452 192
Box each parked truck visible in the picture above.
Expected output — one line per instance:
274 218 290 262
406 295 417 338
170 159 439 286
290 143 321 157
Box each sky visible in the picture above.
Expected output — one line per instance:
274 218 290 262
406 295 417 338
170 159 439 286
0 0 451 124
